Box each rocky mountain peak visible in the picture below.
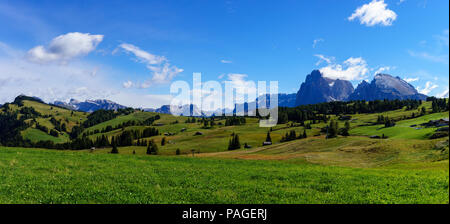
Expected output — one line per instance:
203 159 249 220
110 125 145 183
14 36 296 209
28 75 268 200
295 70 354 106
348 73 427 101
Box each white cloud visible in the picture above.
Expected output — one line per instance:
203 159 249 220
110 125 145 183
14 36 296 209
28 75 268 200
397 0 406 5
403 77 419 82
436 87 449 98
145 63 184 86
122 81 133 88
374 66 392 75
416 81 438 95
220 59 232 64
348 0 397 26
118 43 166 65
27 32 103 64
319 57 369 81
313 38 324 48
117 43 183 87
314 54 334 66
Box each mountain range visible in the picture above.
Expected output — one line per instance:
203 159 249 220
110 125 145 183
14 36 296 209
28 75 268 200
4 70 429 114
294 70 427 106
53 99 127 112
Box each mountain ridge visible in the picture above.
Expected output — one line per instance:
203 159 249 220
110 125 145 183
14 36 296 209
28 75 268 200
348 73 427 101
54 99 127 112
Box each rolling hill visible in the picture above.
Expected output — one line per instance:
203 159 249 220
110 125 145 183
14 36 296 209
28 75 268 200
0 95 448 203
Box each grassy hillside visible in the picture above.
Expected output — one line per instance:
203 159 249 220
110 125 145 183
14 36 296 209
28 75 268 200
1 98 448 155
0 98 448 204
350 112 449 139
21 128 70 143
21 100 88 131
1 100 88 143
87 118 324 155
0 146 447 204
197 136 449 168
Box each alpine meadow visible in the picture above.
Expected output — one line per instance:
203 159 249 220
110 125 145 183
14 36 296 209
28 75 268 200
0 0 449 206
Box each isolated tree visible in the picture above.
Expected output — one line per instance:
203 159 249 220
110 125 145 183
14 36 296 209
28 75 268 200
228 134 241 150
302 129 307 138
341 121 350 136
176 148 181 155
266 132 272 142
234 134 241 149
110 140 118 154
146 144 151 155
149 140 159 155
161 137 166 146
327 119 338 138
345 120 350 131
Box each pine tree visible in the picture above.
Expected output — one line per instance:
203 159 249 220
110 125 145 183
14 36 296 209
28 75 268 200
233 134 241 149
161 137 166 146
146 144 151 155
228 134 241 150
289 130 296 140
266 132 272 142
327 119 338 138
342 121 350 136
150 140 159 155
110 139 118 154
302 129 307 138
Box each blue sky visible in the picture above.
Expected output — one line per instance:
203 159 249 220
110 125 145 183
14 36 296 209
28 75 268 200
0 0 448 108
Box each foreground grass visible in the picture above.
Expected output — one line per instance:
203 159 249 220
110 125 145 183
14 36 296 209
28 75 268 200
0 147 448 204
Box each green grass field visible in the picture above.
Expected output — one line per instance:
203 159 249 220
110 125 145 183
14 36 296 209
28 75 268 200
21 128 70 143
1 99 448 204
350 112 449 139
0 146 447 204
